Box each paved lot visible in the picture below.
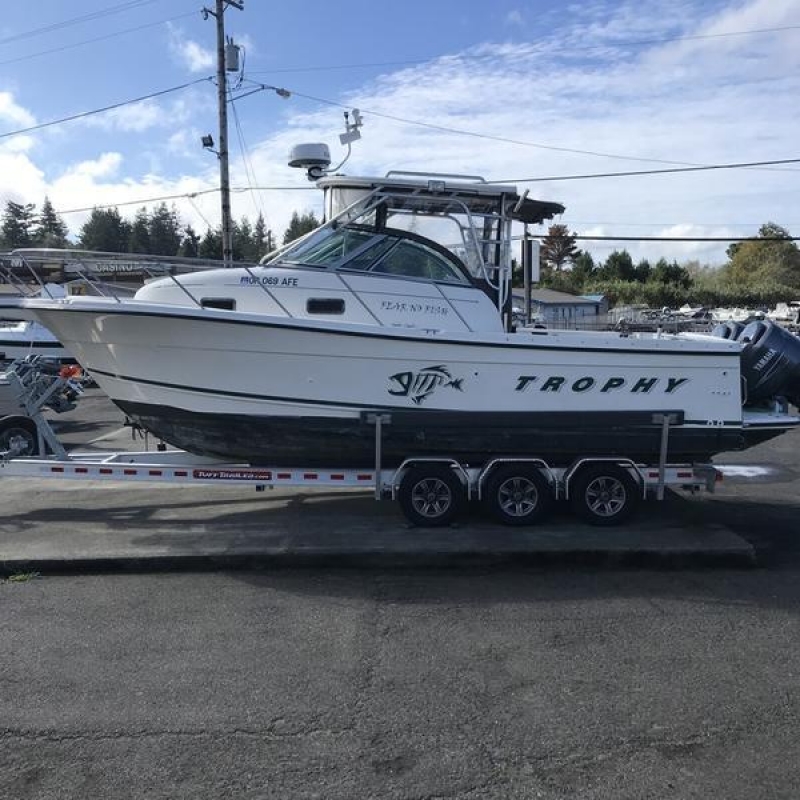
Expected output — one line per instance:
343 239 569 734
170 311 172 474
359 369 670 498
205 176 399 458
2 391 800 798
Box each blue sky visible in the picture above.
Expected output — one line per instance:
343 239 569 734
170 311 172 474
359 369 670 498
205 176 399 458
1 0 800 264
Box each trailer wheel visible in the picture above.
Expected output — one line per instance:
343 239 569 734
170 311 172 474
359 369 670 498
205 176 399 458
484 465 553 525
569 465 640 526
0 416 38 457
398 464 465 527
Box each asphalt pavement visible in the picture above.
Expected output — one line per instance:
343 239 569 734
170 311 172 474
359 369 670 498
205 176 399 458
0 388 769 571
3 390 800 799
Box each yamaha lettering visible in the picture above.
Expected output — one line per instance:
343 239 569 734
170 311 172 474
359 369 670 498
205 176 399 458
515 375 689 394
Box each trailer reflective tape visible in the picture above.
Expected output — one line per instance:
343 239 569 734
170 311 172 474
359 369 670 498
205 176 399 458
75 467 88 474
276 473 291 479
175 470 188 477
357 474 373 481
331 474 345 480
304 473 318 480
100 468 113 475
148 470 163 476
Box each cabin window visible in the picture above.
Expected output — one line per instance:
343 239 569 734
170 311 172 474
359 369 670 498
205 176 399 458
340 237 396 271
287 228 376 267
370 240 469 284
201 298 236 310
307 298 345 315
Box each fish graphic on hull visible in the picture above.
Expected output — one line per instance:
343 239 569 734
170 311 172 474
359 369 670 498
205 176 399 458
388 365 465 405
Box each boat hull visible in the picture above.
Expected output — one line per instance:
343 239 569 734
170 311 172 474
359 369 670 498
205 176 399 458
114 400 763 467
25 302 782 466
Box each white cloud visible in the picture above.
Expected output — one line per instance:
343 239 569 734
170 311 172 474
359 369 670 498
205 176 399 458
3 0 800 267
83 99 165 133
505 10 524 26
0 91 35 128
68 152 123 180
168 24 214 72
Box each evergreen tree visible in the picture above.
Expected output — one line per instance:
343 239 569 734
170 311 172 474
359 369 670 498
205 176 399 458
1 200 36 249
128 208 151 254
282 210 319 245
147 203 182 256
652 258 691 289
238 216 255 261
633 258 652 283
33 197 69 248
198 226 222 259
600 250 635 281
571 251 595 286
252 213 274 261
78 207 131 252
178 225 200 258
540 224 578 271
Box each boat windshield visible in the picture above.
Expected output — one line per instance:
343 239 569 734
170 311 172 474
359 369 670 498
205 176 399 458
279 224 472 285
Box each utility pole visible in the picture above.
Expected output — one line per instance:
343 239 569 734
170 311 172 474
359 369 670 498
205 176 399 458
204 0 243 266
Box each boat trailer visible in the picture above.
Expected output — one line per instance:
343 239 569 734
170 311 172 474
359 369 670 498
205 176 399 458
0 362 719 527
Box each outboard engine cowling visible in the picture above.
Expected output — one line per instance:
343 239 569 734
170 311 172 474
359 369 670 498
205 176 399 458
711 321 745 340
739 320 800 405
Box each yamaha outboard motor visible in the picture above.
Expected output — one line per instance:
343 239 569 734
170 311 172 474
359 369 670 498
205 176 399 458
737 320 800 406
711 321 745 340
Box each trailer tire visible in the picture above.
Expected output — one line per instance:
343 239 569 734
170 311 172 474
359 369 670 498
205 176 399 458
569 464 640 526
0 416 39 457
484 465 553 525
398 464 465 527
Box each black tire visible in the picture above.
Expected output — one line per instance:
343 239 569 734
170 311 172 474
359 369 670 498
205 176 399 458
569 464 640 526
397 464 465 527
483 465 553 525
0 416 39 457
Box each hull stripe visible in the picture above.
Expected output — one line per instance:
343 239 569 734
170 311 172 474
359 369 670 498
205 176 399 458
89 367 743 423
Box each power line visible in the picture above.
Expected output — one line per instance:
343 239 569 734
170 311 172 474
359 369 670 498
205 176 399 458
0 0 158 46
245 22 800 77
55 188 220 216
0 10 200 69
242 83 703 168
0 78 212 140
493 157 800 183
571 235 800 242
54 185 315 216
238 83 800 173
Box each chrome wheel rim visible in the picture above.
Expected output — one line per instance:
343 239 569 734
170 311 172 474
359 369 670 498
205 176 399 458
411 477 452 519
585 476 626 517
497 476 539 518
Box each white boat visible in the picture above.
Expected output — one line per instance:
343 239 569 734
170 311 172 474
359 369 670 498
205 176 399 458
0 319 71 363
3 171 799 468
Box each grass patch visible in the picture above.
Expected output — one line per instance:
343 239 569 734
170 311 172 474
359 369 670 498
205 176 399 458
4 571 41 583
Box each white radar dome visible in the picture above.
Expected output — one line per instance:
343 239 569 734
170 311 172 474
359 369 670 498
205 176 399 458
288 143 331 170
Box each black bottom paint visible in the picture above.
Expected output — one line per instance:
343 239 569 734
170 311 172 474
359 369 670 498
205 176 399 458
114 401 785 468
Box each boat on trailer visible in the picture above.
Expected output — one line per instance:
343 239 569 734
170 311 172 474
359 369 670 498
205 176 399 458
2 170 800 477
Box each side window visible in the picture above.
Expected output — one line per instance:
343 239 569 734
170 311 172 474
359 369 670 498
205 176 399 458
371 241 467 283
201 298 236 310
306 298 345 315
